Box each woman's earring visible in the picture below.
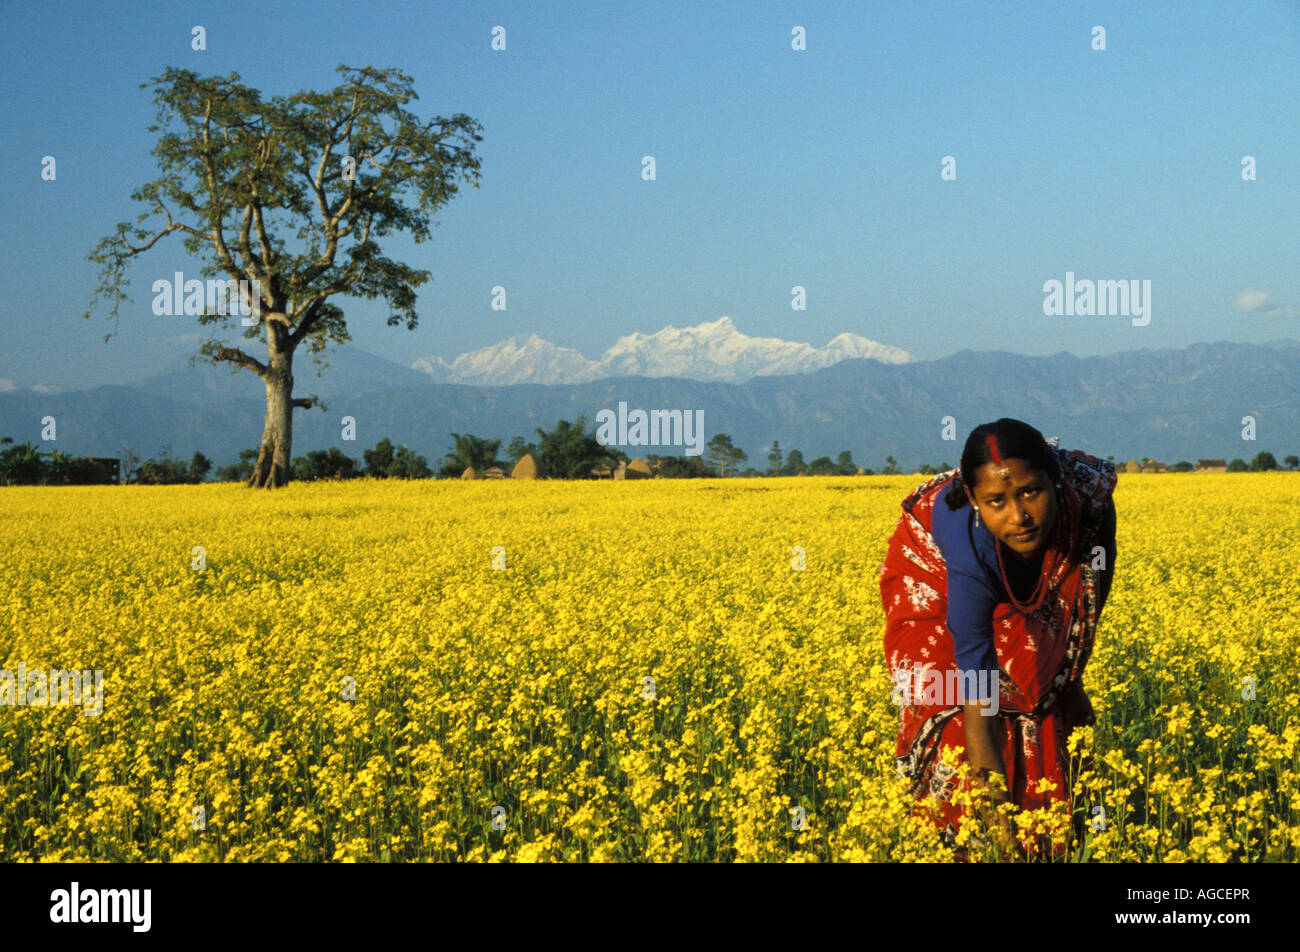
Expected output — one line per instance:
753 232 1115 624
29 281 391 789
973 505 981 528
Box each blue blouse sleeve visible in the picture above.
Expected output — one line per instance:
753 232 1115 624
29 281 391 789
946 568 1001 701
931 481 1002 703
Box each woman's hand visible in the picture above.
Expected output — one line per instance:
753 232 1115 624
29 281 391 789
970 770 1026 861
987 806 1025 861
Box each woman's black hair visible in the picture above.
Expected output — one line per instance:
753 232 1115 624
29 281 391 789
943 418 1062 510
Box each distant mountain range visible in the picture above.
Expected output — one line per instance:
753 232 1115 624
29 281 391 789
2 337 1296 472
409 316 913 385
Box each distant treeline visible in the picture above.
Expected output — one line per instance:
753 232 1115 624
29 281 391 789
2 423 1296 485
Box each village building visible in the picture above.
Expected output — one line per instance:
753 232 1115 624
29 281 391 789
84 457 121 484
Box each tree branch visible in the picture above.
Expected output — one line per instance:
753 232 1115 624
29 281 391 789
210 344 268 378
201 98 250 289
236 204 263 286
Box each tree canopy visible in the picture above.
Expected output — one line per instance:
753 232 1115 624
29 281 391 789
535 416 616 479
85 65 483 487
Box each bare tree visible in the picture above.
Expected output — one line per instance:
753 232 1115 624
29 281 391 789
85 65 483 487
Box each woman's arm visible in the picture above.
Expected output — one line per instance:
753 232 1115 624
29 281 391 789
963 702 1022 858
948 567 1007 792
963 701 1008 798
1096 498 1117 614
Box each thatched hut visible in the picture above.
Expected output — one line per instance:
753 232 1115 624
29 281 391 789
484 466 506 479
625 458 653 479
1195 459 1227 473
460 466 478 480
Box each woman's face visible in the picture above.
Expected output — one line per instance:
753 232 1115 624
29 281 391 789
964 457 1057 558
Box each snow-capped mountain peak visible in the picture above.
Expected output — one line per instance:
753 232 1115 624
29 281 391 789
410 317 911 386
414 335 602 385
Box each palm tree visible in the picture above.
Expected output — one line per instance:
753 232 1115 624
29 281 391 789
441 433 506 477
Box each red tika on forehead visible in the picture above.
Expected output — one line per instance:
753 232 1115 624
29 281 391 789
985 434 1002 463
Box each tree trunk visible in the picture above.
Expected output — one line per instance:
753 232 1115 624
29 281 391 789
248 357 294 488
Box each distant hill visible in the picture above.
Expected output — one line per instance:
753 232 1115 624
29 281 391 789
131 344 434 402
2 339 1296 472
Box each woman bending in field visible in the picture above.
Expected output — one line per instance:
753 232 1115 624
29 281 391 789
879 418 1117 859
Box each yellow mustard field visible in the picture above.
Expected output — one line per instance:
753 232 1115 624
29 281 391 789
0 473 1297 862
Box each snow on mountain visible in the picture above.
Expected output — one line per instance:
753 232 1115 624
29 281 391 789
414 334 604 386
410 317 911 386
409 354 453 383
821 331 911 365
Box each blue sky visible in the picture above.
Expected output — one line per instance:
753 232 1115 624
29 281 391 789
2 0 1298 391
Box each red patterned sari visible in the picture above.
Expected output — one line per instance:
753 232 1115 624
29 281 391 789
878 448 1117 858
